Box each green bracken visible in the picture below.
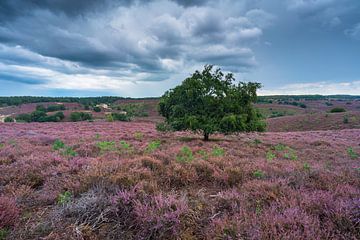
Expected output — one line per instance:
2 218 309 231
176 146 194 163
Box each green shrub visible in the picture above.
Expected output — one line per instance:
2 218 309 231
343 116 349 124
57 191 72 205
93 106 101 112
330 107 346 113
53 139 65 150
266 151 276 162
134 132 144 140
197 149 209 160
119 140 131 150
274 144 286 151
110 112 130 122
212 146 225 157
145 140 161 153
0 228 8 240
347 147 359 159
46 104 65 112
156 122 173 132
176 146 194 163
70 112 93 122
303 162 311 171
61 146 77 157
253 170 265 179
4 117 14 122
97 141 116 152
15 113 31 122
299 103 307 108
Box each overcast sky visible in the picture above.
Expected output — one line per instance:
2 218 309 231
1 0 360 97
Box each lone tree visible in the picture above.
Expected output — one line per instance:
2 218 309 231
158 65 265 141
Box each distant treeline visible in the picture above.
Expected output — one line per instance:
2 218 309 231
1 95 359 107
0 96 159 107
257 95 360 103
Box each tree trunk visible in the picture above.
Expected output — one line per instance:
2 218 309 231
204 132 209 141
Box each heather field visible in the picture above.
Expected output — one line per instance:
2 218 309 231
0 122 359 239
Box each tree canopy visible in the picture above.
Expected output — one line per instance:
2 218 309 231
159 65 265 140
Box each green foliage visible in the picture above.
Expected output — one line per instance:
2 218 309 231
212 146 225 157
274 144 286 151
61 146 77 157
0 96 132 107
109 112 130 122
4 117 14 122
93 106 101 112
158 65 265 140
329 107 346 113
36 104 65 113
15 113 31 122
53 139 65 150
325 102 333 106
145 140 161 153
343 116 349 124
53 139 76 157
57 191 72 205
283 150 298 161
347 147 359 159
0 228 8 240
176 146 194 163
115 103 149 117
134 131 144 140
156 122 173 132
197 149 209 160
70 112 93 122
97 141 116 152
266 151 276 162
45 104 65 112
299 103 307 108
253 170 265 179
0 143 4 149
119 140 130 150
303 162 311 172
253 139 262 145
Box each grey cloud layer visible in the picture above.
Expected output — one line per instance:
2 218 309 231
0 0 359 93
0 0 270 86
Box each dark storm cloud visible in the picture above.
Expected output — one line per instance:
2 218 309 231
1 0 359 96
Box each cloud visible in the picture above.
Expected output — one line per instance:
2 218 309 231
259 81 360 95
0 0 275 92
345 23 360 40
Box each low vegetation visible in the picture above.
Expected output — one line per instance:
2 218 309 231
0 122 358 239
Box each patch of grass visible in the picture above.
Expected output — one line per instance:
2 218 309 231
119 140 131 150
283 148 298 161
61 146 77 157
0 143 4 149
303 162 311 172
53 139 65 150
253 170 265 179
197 149 209 160
134 131 144 140
97 141 116 152
0 228 8 240
274 144 286 151
266 151 276 162
253 139 262 146
176 146 194 163
145 140 161 153
57 191 72 205
212 146 225 157
347 147 359 159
